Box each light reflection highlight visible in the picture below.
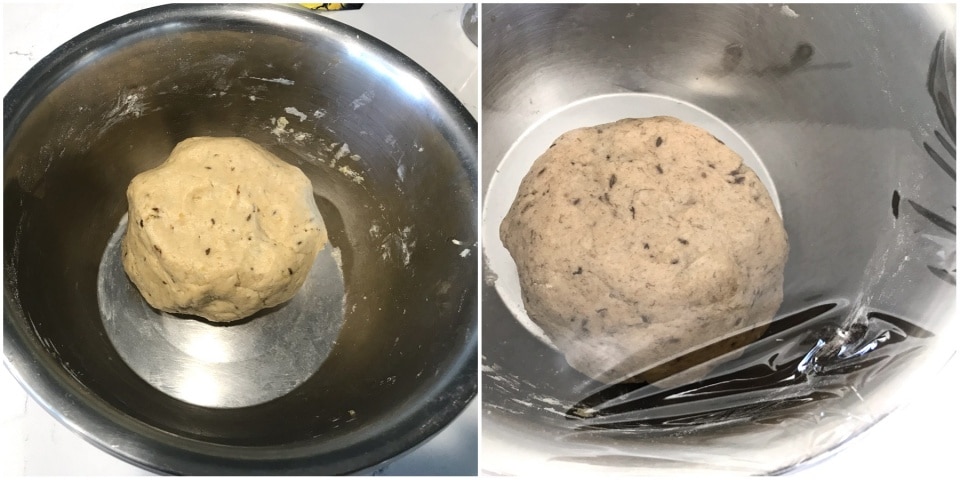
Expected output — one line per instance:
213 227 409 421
345 41 427 101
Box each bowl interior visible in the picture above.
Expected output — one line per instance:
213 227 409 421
481 3 955 474
4 4 476 474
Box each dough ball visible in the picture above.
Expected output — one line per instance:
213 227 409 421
500 117 789 384
121 137 327 322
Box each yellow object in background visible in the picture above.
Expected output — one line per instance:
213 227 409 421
299 3 363 11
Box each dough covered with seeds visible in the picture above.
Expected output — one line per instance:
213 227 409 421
500 116 788 383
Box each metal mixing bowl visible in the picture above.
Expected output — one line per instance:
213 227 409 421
481 4 955 475
4 4 476 474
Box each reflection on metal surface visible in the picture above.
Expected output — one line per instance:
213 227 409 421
346 43 427 101
461 4 478 47
912 30 956 285
179 366 222 407
98 215 346 408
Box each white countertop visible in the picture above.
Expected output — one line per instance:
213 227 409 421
1 2 477 476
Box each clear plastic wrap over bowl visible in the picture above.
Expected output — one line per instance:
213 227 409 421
480 4 956 475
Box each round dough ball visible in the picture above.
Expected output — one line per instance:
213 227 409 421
122 137 328 322
500 116 789 384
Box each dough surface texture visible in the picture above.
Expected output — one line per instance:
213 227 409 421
122 136 327 322
500 116 788 383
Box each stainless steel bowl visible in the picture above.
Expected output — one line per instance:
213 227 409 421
4 4 476 474
481 4 955 475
